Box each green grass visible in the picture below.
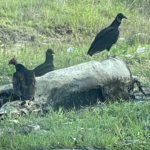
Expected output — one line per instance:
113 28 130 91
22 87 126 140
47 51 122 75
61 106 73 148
0 0 150 86
1 101 150 150
0 0 150 149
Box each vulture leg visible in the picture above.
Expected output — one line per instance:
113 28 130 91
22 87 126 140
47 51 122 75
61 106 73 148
107 51 110 58
107 47 111 58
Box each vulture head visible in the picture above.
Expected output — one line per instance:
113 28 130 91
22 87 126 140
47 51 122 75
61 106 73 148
116 13 127 23
46 49 55 56
8 58 18 65
8 58 27 72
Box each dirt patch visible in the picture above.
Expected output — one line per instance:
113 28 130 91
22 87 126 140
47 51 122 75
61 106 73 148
0 25 36 46
0 23 93 46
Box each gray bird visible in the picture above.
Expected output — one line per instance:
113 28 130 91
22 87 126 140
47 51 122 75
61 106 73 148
87 13 127 57
8 58 36 101
33 49 55 77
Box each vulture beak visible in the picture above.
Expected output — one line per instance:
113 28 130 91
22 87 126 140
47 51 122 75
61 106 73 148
123 15 127 19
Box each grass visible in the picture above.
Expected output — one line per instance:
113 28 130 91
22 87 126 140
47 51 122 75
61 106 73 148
0 0 150 85
1 101 150 150
0 0 150 149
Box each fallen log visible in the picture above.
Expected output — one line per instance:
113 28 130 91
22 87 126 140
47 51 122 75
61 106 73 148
0 56 146 111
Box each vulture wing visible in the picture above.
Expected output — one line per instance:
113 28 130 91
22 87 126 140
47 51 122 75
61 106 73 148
13 72 27 97
24 70 37 100
87 27 119 56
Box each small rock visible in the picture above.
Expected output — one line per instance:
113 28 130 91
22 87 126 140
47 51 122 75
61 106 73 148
70 137 76 141
136 45 145 54
64 122 72 125
40 129 50 133
28 124 40 132
119 37 126 41
9 120 19 123
0 103 20 115
67 47 74 53
125 54 134 58
35 129 50 135
86 147 94 150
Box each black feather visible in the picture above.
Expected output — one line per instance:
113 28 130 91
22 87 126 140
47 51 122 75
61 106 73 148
33 49 55 77
13 64 36 100
87 13 127 57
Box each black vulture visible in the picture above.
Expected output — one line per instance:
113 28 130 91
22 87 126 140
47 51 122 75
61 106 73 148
33 49 55 77
87 13 127 57
8 58 36 101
